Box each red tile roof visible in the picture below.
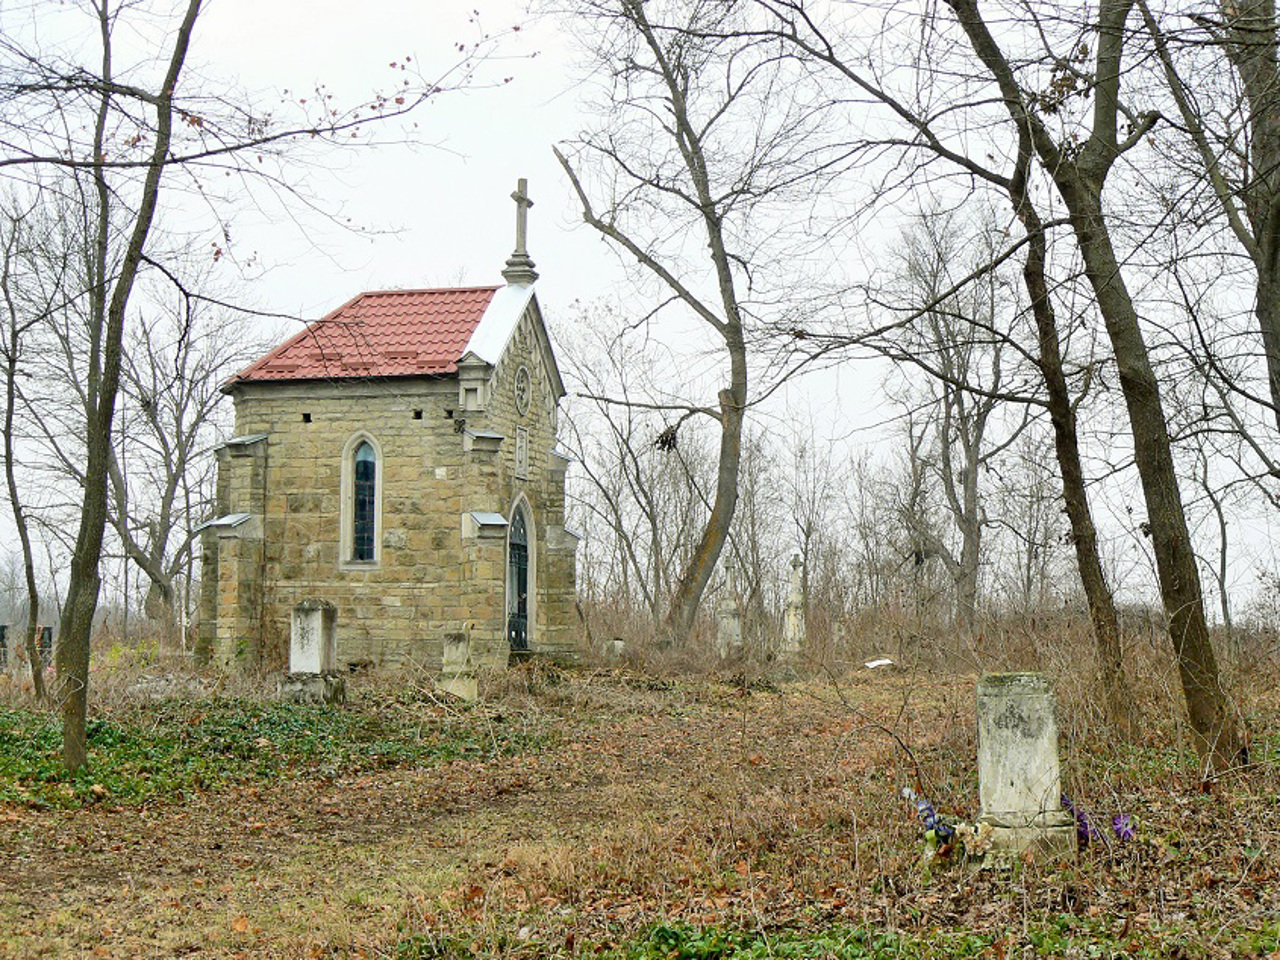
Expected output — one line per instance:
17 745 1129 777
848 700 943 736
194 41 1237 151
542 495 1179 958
228 286 500 384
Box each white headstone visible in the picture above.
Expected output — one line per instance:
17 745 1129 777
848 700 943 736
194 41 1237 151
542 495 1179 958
782 554 805 655
290 600 337 675
976 672 1075 859
440 631 478 701
442 633 470 674
715 595 742 659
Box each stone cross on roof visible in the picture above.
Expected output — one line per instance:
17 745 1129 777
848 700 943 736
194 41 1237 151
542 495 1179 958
502 177 539 285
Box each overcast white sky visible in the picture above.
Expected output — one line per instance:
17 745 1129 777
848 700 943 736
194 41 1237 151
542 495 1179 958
5 0 1274 614
106 1 1280 609
188 0 888 472
194 0 618 326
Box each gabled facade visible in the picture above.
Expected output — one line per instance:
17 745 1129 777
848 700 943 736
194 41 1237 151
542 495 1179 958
198 216 579 670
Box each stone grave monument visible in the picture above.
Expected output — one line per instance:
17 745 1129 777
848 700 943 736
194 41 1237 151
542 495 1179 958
439 632 478 701
976 672 1075 860
279 600 345 704
781 554 805 656
714 594 742 659
438 621 511 702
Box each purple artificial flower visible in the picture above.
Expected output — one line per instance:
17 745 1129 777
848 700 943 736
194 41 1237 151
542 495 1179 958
901 786 954 841
1112 814 1135 843
1062 793 1100 847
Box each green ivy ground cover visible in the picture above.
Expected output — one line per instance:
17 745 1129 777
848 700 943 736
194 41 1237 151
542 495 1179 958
0 696 541 808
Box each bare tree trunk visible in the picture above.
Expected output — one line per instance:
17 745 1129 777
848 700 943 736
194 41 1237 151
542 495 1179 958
2 293 44 704
558 0 758 643
57 0 201 772
1010 175 1133 735
955 484 980 631
1 206 47 702
1069 193 1239 770
948 0 1242 774
665 382 745 640
1194 453 1235 657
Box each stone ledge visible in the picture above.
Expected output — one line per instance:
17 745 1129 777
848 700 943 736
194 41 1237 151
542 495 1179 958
976 815 1076 864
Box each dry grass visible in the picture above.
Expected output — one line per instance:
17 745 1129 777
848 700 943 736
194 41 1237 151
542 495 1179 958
0 622 1277 958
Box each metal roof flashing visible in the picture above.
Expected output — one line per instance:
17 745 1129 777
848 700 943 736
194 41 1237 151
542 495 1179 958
216 434 268 451
462 283 535 365
194 512 253 533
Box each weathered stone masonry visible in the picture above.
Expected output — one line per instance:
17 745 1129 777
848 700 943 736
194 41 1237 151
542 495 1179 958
198 280 579 670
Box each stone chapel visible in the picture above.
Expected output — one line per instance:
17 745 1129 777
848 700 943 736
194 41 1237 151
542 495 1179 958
197 181 579 670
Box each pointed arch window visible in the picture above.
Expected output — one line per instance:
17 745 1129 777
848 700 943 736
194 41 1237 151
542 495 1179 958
340 433 382 568
352 441 377 562
506 500 535 651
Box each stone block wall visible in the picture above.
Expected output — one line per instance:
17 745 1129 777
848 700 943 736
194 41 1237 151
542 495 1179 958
201 297 579 669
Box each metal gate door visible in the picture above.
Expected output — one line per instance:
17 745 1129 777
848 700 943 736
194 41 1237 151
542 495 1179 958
507 509 528 651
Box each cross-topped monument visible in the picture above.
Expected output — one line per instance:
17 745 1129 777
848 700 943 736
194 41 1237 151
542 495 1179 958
502 177 539 285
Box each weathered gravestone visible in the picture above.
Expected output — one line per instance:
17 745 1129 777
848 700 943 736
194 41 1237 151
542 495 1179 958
976 672 1075 860
439 622 510 702
714 595 742 660
128 674 214 700
279 600 345 704
440 632 478 702
781 554 804 656
37 626 53 668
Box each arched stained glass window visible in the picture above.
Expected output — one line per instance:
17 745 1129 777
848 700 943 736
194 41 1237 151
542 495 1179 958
352 441 376 562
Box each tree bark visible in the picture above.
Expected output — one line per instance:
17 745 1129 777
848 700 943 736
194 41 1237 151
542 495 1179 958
57 0 202 772
948 0 1243 774
1064 189 1240 770
1011 181 1133 735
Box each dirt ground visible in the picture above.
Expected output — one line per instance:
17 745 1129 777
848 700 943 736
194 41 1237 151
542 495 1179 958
0 669 1276 958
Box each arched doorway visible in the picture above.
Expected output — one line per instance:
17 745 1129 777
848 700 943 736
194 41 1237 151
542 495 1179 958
507 506 530 651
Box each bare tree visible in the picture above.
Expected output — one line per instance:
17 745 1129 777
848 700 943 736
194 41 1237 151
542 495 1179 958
847 453 900 612
783 417 849 642
0 194 66 701
1142 0 1280 438
733 0 1136 733
562 304 709 630
943 0 1243 773
990 428 1069 616
887 210 1031 629
110 292 265 631
555 0 839 640
0 0 495 771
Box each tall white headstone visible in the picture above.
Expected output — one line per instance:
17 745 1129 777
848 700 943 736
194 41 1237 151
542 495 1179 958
782 554 805 655
290 600 337 674
976 672 1075 859
715 595 742 659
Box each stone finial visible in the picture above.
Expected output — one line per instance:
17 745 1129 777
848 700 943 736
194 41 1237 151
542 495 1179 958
502 177 539 285
788 554 803 599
